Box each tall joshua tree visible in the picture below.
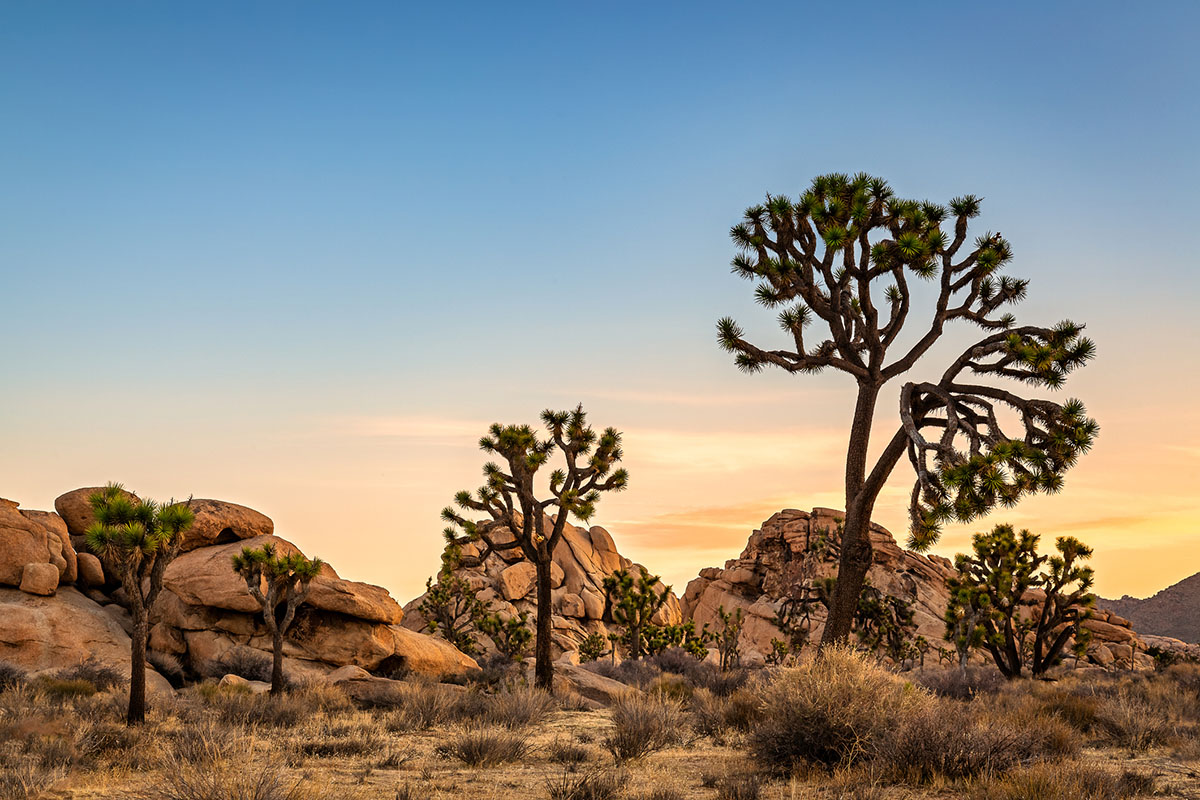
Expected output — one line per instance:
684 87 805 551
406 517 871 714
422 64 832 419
716 172 1098 645
230 543 323 694
85 484 194 725
442 405 628 690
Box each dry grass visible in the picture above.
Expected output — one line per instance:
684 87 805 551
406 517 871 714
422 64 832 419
0 656 1197 800
749 646 928 771
966 761 1156 799
603 691 684 762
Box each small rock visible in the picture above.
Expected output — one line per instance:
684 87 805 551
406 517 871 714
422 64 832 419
19 562 59 596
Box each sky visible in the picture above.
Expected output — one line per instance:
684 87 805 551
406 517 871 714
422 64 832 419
2 2 1198 603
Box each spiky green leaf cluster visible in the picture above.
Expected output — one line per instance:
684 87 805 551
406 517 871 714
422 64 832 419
84 483 194 564
909 401 1098 549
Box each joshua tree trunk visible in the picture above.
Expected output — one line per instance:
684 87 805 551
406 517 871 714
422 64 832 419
271 629 285 694
534 556 553 691
128 607 148 726
822 386 879 646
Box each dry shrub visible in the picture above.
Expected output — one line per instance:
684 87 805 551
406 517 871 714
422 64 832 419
436 728 527 766
210 646 275 684
0 761 64 800
0 662 27 691
1036 688 1103 733
150 758 324 800
54 657 125 691
33 678 96 701
915 666 1004 699
584 659 660 688
967 761 1156 800
544 768 627 800
547 738 592 764
1095 687 1174 750
168 719 234 765
749 646 928 772
647 673 693 701
483 686 555 729
715 772 762 800
603 691 684 762
297 716 386 758
382 681 482 731
633 790 685 800
197 687 305 728
874 699 1076 783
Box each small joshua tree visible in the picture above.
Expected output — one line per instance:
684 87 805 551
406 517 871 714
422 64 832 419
443 405 628 690
717 173 1098 645
603 566 671 660
230 543 323 694
578 632 608 663
477 610 534 662
85 484 194 725
714 606 745 671
419 546 487 656
947 524 1095 678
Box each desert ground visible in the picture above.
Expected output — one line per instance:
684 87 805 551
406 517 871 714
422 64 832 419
4 649 1200 800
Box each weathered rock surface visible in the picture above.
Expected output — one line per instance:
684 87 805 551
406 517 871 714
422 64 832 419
20 562 60 596
682 508 1155 670
179 499 274 551
0 586 172 694
0 500 62 587
9 488 477 687
403 516 683 658
55 486 138 540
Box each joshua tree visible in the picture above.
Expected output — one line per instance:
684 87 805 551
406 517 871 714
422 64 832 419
947 523 1095 678
442 405 628 690
418 547 487 656
603 566 671 660
716 173 1098 645
85 484 194 725
230 543 323 694
477 609 534 662
714 606 745 671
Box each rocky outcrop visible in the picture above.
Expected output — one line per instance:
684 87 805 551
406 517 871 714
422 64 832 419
1 488 477 687
403 516 683 658
0 586 173 695
682 508 1157 670
178 499 274 551
0 499 68 589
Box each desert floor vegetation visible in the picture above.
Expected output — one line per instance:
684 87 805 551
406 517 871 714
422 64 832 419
2 653 1200 800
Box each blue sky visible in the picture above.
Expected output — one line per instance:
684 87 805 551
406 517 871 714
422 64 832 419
2 2 1198 599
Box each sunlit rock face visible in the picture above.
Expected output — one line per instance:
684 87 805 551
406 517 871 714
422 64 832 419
682 508 1158 670
403 515 682 659
0 488 478 685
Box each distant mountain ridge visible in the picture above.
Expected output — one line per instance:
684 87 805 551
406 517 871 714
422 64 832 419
1099 572 1200 645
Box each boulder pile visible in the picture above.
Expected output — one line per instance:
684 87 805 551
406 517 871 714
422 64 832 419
682 508 1162 670
0 488 477 686
402 515 683 659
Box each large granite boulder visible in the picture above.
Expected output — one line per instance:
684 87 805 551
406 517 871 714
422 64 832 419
0 499 65 588
0 586 173 694
152 532 473 680
403 515 683 659
178 499 274 552
54 486 138 541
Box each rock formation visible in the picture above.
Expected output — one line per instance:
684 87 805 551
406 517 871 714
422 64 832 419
682 508 1161 671
0 489 477 687
403 516 683 659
